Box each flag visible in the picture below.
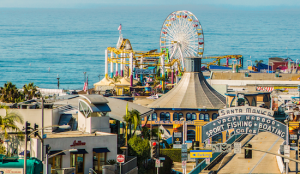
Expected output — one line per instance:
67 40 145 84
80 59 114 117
118 24 122 34
83 76 88 92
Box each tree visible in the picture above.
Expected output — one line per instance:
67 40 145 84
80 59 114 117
23 82 38 100
254 60 264 67
0 108 24 139
0 82 24 103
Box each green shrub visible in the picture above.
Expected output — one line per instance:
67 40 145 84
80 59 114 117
160 149 182 162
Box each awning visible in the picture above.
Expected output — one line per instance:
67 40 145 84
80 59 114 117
93 148 110 153
48 150 66 156
19 150 30 155
71 149 88 154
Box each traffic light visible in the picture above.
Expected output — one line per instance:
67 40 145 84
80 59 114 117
46 144 51 155
25 121 31 135
151 141 159 159
34 124 39 137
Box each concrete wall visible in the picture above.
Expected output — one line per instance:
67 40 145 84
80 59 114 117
90 116 110 133
78 111 86 132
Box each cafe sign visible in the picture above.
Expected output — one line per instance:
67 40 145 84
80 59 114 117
202 107 286 142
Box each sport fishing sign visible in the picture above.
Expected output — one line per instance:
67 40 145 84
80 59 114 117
202 106 287 141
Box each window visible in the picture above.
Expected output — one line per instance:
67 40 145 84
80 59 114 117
204 113 209 121
251 98 256 106
212 113 218 120
192 113 197 121
230 97 250 107
93 152 107 173
160 112 165 121
187 130 195 141
178 112 183 120
263 95 269 102
173 112 179 121
152 113 157 121
212 133 222 143
165 112 170 121
186 113 192 121
49 155 62 174
199 113 204 120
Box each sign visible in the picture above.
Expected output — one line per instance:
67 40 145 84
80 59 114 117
155 120 194 124
202 114 287 141
212 144 231 153
42 134 47 139
70 140 86 147
238 94 244 99
173 132 182 144
185 140 193 143
182 161 186 169
116 155 125 163
190 150 212 159
155 159 160 167
159 157 165 160
205 158 210 164
181 144 187 153
284 145 290 163
289 134 298 147
181 144 188 161
0 169 23 174
234 142 241 154
135 68 156 75
218 106 274 117
173 144 182 149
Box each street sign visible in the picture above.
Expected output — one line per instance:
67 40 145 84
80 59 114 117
43 134 47 139
173 144 182 149
205 158 210 164
289 134 298 147
234 142 241 154
190 150 212 159
182 161 186 169
284 145 290 163
181 144 187 153
155 159 160 167
173 132 182 144
116 155 125 163
159 157 165 161
212 143 232 153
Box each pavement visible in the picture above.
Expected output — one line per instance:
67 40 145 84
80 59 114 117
172 161 196 173
218 132 284 174
288 149 300 174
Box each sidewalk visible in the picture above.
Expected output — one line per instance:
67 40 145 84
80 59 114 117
172 161 196 174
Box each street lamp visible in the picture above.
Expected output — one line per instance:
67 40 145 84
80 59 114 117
45 148 77 174
180 117 186 144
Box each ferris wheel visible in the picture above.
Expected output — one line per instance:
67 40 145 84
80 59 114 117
160 10 204 69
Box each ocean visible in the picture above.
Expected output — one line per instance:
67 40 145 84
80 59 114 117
0 6 300 90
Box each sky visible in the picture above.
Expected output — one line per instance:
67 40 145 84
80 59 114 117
1 0 300 9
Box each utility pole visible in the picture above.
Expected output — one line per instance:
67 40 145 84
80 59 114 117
41 97 44 161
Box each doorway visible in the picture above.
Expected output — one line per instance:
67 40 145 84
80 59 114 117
71 153 85 174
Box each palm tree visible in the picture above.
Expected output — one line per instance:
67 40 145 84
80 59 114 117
128 109 141 136
0 107 24 139
0 82 24 103
23 82 38 100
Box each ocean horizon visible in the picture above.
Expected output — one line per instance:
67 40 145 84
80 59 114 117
1 6 299 89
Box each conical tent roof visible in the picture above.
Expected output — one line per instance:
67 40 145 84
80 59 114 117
93 78 113 86
148 57 226 109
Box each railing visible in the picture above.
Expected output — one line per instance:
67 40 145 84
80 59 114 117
89 168 97 174
118 156 137 174
189 134 242 174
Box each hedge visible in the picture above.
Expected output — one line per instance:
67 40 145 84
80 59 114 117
160 149 189 162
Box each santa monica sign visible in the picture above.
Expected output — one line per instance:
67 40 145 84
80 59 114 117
202 106 286 142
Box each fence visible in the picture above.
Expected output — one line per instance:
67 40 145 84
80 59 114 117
117 156 137 174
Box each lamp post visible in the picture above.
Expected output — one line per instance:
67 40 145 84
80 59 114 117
284 119 289 174
57 74 60 89
45 148 77 174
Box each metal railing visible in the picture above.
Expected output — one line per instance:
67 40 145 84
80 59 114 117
89 168 97 174
118 156 137 174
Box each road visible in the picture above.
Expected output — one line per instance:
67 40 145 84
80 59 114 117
218 132 284 174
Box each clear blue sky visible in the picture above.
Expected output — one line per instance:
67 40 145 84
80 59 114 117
1 0 300 8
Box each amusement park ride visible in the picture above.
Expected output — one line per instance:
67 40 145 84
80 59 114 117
103 10 243 90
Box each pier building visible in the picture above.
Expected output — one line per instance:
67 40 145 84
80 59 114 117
144 57 226 146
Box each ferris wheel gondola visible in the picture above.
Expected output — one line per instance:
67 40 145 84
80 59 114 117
160 10 204 69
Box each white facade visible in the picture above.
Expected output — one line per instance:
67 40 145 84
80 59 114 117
30 132 117 174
